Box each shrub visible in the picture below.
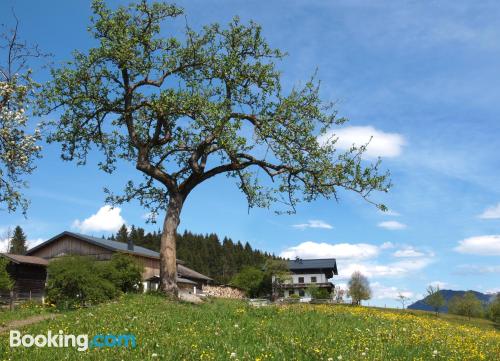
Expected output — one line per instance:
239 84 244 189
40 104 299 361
488 295 500 324
46 256 119 309
261 259 291 298
448 292 484 320
308 285 331 300
230 267 265 298
100 253 144 293
0 257 13 292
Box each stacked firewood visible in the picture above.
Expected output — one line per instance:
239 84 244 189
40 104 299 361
203 285 245 299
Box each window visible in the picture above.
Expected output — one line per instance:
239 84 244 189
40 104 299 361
299 290 305 297
310 276 317 283
289 290 295 295
298 277 304 283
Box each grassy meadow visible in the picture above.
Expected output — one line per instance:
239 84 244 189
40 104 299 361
0 302 51 327
0 294 498 360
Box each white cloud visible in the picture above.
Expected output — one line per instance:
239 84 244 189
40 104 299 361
319 126 406 158
280 241 379 260
292 220 333 230
27 238 44 249
0 238 9 253
454 235 500 256
429 281 448 289
72 205 126 233
378 221 407 230
338 257 434 280
0 237 44 252
371 282 414 300
478 203 500 219
456 264 500 274
380 241 395 249
393 247 425 258
281 239 434 292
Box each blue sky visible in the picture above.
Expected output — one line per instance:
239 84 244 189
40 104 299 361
1 0 499 306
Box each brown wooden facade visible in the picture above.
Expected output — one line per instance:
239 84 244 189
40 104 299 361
0 254 48 301
24 232 212 293
26 234 161 280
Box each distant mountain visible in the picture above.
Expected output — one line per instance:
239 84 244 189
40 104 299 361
408 290 497 313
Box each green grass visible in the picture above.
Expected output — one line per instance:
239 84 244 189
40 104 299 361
0 302 52 327
372 306 498 332
0 294 498 360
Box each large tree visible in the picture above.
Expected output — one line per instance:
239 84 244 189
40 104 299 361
40 0 390 297
0 15 43 214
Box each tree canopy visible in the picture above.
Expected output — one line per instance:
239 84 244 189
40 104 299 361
425 286 446 316
39 0 390 295
230 266 264 298
448 292 484 320
0 17 43 214
348 271 371 305
108 226 275 284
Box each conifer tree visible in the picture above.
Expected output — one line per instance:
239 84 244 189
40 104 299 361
9 225 27 254
115 224 129 243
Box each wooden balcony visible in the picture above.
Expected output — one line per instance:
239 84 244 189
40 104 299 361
279 282 334 289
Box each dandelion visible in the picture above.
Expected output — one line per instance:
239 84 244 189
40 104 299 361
230 352 237 358
152 353 158 358
338 356 342 360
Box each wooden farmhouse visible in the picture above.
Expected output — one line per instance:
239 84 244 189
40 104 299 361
1 231 212 300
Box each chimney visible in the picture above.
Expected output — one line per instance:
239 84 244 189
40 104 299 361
127 238 134 251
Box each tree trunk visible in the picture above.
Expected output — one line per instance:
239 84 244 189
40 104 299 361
159 193 184 298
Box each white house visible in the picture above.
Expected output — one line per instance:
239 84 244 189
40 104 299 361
273 258 338 301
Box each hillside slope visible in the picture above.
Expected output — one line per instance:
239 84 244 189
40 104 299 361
1 294 498 360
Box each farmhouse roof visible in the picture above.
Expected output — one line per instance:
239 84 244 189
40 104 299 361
144 275 198 285
25 231 213 281
178 264 212 281
287 258 338 275
0 253 49 266
26 231 183 262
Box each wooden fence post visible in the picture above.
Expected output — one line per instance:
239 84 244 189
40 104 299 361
9 290 14 311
